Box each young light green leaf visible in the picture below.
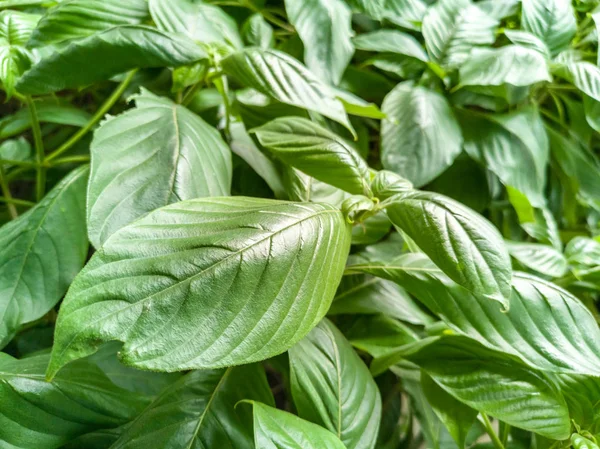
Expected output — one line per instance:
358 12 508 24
149 0 242 48
422 0 498 68
565 236 600 269
252 117 371 196
221 48 354 136
352 29 428 62
0 136 30 166
27 0 149 46
381 81 463 187
521 0 576 56
504 30 550 57
87 89 232 248
248 401 347 449
285 0 354 86
0 352 148 449
48 197 351 378
111 365 274 449
0 166 88 347
505 240 568 277
289 319 382 449
384 191 512 306
242 13 274 49
17 25 207 95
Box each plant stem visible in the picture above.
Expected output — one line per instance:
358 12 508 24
50 155 90 166
45 69 137 162
0 0 52 9
237 0 294 32
182 82 203 106
500 423 511 447
25 95 46 202
0 158 36 168
0 165 18 219
481 414 505 449
0 195 35 207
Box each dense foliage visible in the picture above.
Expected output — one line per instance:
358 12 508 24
1 0 600 448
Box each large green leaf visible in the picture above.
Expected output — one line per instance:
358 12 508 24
381 81 463 187
521 0 576 56
348 253 600 376
17 25 206 95
422 0 498 68
556 374 600 428
404 336 571 440
248 401 347 449
459 107 549 208
252 117 371 196
555 61 600 103
505 240 568 277
87 89 231 248
221 48 354 136
0 352 148 449
285 0 353 85
0 166 88 347
384 191 512 306
352 29 428 62
289 319 381 449
27 0 149 46
110 364 274 449
149 0 242 48
48 197 351 378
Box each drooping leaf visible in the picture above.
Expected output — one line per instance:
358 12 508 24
521 0 576 56
352 29 428 62
27 0 149 46
111 365 274 449
0 352 148 449
48 197 351 378
149 0 242 48
87 89 232 248
0 166 88 347
284 0 354 85
248 401 347 449
289 319 382 449
17 25 207 95
252 117 371 196
505 241 568 277
384 191 512 306
381 81 463 187
221 48 354 136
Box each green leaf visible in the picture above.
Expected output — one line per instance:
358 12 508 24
404 336 571 440
282 167 349 205
571 434 600 449
0 136 30 167
555 61 600 103
17 25 207 95
352 29 428 62
565 236 600 269
87 89 232 248
0 351 148 449
110 365 274 449
289 319 381 449
27 0 149 46
505 241 568 277
504 30 550 57
252 117 371 196
384 191 512 306
248 401 347 449
459 107 549 208
477 0 520 19
284 0 354 86
48 197 351 378
557 374 600 428
351 212 391 245
422 0 498 68
242 13 274 49
149 0 242 49
221 48 355 136
421 372 477 449
0 166 88 347
521 0 576 56
381 81 463 187
348 253 600 376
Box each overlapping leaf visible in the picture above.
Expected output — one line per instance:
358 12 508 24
521 0 576 56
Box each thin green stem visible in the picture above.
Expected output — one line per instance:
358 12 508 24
182 82 203 106
481 414 505 449
237 0 294 31
50 155 90 166
0 158 36 168
0 0 52 9
213 74 232 137
25 95 46 202
46 69 137 162
0 165 18 218
500 423 511 447
0 195 35 207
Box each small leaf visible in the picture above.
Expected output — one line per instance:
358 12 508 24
555 61 600 103
352 29 428 62
0 136 30 167
521 0 576 56
504 30 550 57
505 240 568 277
289 319 382 449
242 13 274 49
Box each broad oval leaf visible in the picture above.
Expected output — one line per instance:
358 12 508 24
0 352 148 449
285 0 354 85
289 319 382 449
221 48 354 136
0 166 88 347
521 0 576 56
252 117 371 196
248 401 347 449
352 29 428 62
111 364 274 449
17 25 206 95
87 89 232 248
48 197 351 378
505 240 568 277
384 191 512 305
381 81 462 187
27 0 149 46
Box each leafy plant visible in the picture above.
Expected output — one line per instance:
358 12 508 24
1 0 600 448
